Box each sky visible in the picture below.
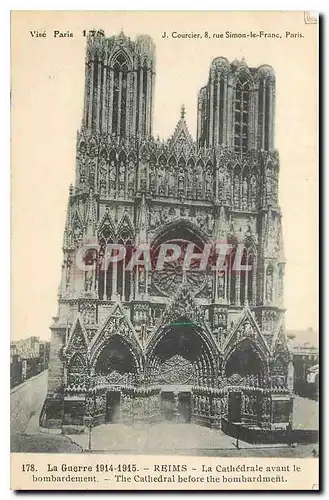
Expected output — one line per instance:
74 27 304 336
11 11 318 341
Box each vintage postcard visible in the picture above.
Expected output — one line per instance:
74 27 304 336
11 11 319 490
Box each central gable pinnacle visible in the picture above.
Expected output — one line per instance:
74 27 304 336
169 105 194 148
158 282 206 330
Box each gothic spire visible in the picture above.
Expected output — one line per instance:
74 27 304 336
169 105 194 147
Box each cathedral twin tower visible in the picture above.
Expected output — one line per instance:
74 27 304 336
44 29 291 431
82 29 155 138
82 29 275 148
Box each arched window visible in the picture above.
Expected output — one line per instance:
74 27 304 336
264 83 271 150
213 75 225 145
111 53 130 137
120 64 128 137
240 243 255 306
258 77 272 150
135 60 149 136
234 77 250 153
91 55 99 129
143 63 148 120
98 229 114 301
112 63 120 133
222 238 238 305
117 234 133 302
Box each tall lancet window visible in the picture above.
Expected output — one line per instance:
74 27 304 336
264 82 271 150
142 63 148 131
111 53 129 137
120 64 128 137
112 63 120 133
234 77 250 153
240 243 256 306
218 76 225 144
212 75 225 146
258 77 272 151
91 55 99 129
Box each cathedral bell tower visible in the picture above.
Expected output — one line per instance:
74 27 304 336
197 57 275 151
82 29 156 138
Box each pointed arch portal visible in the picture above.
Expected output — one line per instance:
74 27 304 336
145 319 217 423
146 319 217 387
91 334 141 424
94 335 137 376
225 341 265 379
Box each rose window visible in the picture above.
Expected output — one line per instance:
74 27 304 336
152 238 208 296
160 355 193 384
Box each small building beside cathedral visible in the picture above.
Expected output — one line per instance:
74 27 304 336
42 29 293 433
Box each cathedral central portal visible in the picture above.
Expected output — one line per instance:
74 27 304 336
80 320 218 426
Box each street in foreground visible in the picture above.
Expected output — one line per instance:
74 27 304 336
11 370 318 456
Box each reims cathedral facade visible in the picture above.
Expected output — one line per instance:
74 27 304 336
43 29 294 432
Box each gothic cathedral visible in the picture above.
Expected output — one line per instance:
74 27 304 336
43 29 293 432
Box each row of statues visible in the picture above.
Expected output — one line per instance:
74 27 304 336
77 152 277 206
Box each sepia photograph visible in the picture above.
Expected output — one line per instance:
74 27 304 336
10 10 319 490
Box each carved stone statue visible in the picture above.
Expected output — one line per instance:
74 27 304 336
149 208 160 229
89 159 96 186
178 167 185 195
218 272 225 298
157 164 165 195
225 171 231 203
271 175 278 204
127 161 135 197
205 168 213 199
73 224 83 244
250 175 257 210
218 166 225 199
278 267 284 303
84 273 93 292
195 163 203 198
244 322 254 338
266 171 273 204
233 179 240 208
187 169 193 198
99 158 107 195
109 160 116 192
242 178 248 209
149 163 156 195
139 268 146 294
168 165 176 196
118 161 125 194
78 146 86 184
